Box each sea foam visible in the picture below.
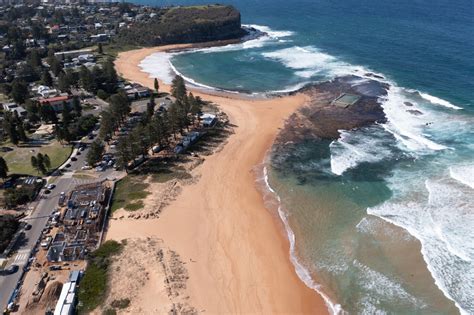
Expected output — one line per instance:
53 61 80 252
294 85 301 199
262 46 366 79
368 173 474 314
419 92 463 110
329 127 395 175
449 164 474 189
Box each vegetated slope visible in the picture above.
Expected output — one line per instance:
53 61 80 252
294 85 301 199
116 4 246 46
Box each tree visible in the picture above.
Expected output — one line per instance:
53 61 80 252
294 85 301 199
27 49 41 68
79 66 95 92
41 70 53 86
30 155 46 175
103 58 117 92
146 94 155 121
10 80 28 104
58 72 70 92
16 121 28 142
72 96 82 117
154 78 159 93
0 157 9 180
65 69 79 88
171 75 186 100
189 92 202 123
30 155 37 170
86 140 104 166
43 154 51 170
98 110 116 141
39 103 58 123
96 89 109 100
2 112 19 145
49 56 62 77
61 101 73 125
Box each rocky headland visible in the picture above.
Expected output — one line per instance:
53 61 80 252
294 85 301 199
116 4 248 46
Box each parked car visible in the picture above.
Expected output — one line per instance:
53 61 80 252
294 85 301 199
0 264 18 275
71 157 77 161
25 224 32 230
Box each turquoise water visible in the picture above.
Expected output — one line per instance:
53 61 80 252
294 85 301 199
134 0 474 313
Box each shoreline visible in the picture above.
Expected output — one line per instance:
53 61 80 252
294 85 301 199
109 43 331 313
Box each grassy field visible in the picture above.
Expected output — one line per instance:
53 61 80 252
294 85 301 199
110 175 150 212
0 140 72 175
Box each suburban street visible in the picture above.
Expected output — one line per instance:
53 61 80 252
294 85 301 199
0 137 119 312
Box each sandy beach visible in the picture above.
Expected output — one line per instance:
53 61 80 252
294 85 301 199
107 44 329 314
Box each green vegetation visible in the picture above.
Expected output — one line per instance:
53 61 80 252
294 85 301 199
124 201 144 211
0 215 19 253
77 240 123 314
110 176 150 212
0 140 71 175
110 298 130 309
4 183 41 208
102 309 117 315
116 5 245 46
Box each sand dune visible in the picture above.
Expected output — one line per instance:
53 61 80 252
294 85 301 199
107 45 328 314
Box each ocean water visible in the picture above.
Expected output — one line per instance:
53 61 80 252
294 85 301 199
133 0 474 313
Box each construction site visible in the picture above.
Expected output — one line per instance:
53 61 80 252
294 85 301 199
11 181 113 315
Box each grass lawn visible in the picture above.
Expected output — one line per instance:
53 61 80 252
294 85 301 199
1 140 72 176
110 175 150 212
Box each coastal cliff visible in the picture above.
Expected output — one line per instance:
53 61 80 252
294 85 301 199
116 5 247 46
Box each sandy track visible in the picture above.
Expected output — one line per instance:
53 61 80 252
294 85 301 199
107 45 328 314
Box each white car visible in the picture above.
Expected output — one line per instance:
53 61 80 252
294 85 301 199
46 184 56 190
81 166 92 170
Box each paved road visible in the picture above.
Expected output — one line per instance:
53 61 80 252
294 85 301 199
0 138 118 311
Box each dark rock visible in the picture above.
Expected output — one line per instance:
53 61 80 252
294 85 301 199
277 75 389 146
406 109 423 116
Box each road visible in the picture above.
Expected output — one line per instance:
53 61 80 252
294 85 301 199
0 137 119 311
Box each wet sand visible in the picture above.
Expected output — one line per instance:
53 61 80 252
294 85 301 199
107 44 329 314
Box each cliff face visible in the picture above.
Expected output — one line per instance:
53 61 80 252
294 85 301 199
117 5 247 46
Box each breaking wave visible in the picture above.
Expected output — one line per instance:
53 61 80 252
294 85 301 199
419 92 463 110
449 164 474 189
368 174 474 314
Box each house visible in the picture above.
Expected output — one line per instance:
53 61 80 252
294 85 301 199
90 33 109 43
2 103 27 118
54 48 93 61
201 113 217 127
38 95 72 111
35 85 59 98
